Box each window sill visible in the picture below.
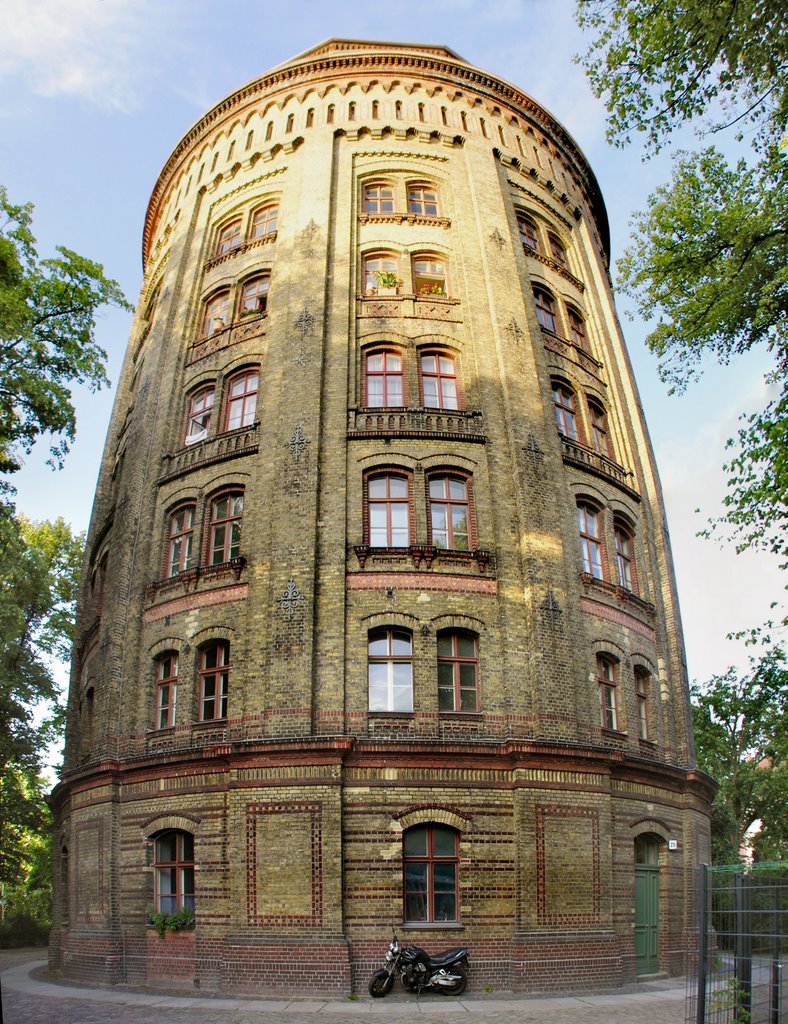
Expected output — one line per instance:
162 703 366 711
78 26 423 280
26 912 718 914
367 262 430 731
192 718 227 728
368 711 414 719
578 573 655 614
159 422 260 483
439 711 482 719
601 727 627 739
146 558 246 601
354 545 492 573
401 922 464 930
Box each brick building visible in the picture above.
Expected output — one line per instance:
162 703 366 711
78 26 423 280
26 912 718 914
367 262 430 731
51 39 713 995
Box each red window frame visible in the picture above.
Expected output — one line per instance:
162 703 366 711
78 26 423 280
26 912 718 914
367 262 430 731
224 370 259 432
534 287 557 332
518 213 539 251
364 183 394 214
403 824 459 923
239 275 270 316
597 654 618 730
413 256 447 297
199 641 229 721
367 627 413 712
363 252 399 294
578 503 604 579
364 350 404 407
202 289 230 336
428 474 471 551
420 351 460 410
588 400 609 455
215 218 242 256
614 522 634 590
548 232 568 268
635 667 650 740
407 184 439 216
250 203 278 238
568 308 587 350
184 385 215 445
155 652 178 729
154 830 195 914
167 504 196 577
366 473 411 547
437 632 479 712
209 492 243 565
552 382 578 440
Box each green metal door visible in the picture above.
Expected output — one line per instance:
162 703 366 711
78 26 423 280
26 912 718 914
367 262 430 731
634 835 660 975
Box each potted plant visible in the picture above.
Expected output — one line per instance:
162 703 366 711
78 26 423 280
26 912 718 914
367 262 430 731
419 283 444 297
373 270 399 296
147 904 195 937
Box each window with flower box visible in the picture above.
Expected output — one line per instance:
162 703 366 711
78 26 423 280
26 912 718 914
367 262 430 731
154 830 194 914
363 252 399 295
201 289 231 336
239 274 270 316
413 255 447 296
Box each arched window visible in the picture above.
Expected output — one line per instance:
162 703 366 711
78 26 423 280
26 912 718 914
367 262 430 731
567 307 587 350
635 667 650 740
403 824 459 922
214 218 242 256
326 104 335 124
199 641 229 720
363 182 395 214
420 352 459 409
552 381 578 440
588 399 610 455
428 474 471 550
614 520 635 591
306 108 314 127
368 628 413 712
548 232 568 268
365 350 404 407
265 121 273 140
250 203 278 239
407 183 439 217
185 385 215 445
517 212 540 252
372 100 379 119
395 100 402 119
533 287 557 332
155 652 178 729
201 289 230 336
578 502 604 579
209 491 243 564
348 102 356 121
285 113 294 133
363 252 399 295
167 504 196 576
367 473 411 547
239 274 270 316
154 831 195 915
437 631 479 712
413 255 447 296
224 369 259 431
597 654 618 730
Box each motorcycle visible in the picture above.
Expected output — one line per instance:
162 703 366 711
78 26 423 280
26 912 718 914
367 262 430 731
368 931 469 997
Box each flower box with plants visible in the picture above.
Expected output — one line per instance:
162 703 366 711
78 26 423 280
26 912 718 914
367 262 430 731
370 270 400 296
147 904 195 937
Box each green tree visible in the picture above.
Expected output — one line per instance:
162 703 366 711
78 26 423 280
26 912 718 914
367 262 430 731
691 650 787 864
0 185 130 480
575 0 788 566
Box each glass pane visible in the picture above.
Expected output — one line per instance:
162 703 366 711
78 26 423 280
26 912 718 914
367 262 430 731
421 355 436 373
449 479 466 499
437 635 452 657
386 354 401 370
460 687 477 711
438 686 454 710
433 893 456 921
386 380 403 405
457 635 475 658
441 381 458 408
368 477 387 498
429 478 446 498
368 665 389 710
434 863 457 890
214 497 229 520
181 832 194 861
459 664 476 688
438 356 454 373
391 632 411 655
158 894 177 914
229 522 241 558
432 828 457 858
367 354 383 372
368 632 388 656
404 828 427 857
423 380 439 407
388 477 407 498
157 834 177 862
158 867 176 895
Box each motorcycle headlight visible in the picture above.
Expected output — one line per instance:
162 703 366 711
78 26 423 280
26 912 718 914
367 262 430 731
385 950 394 962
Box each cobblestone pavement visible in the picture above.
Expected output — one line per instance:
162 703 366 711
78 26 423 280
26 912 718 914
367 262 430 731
1 951 688 1024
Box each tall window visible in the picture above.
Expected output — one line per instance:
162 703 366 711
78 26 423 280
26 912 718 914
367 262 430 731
567 308 587 350
420 352 459 409
200 641 229 720
155 652 178 729
209 492 243 564
597 654 618 730
364 183 394 214
635 667 650 740
215 218 241 256
407 184 439 216
589 400 609 456
154 831 194 914
239 274 270 315
517 213 539 251
552 381 578 440
578 503 604 579
365 350 403 407
224 370 259 431
533 287 557 332
548 232 568 268
368 628 413 711
167 505 196 576
185 386 215 445
250 202 278 238
364 253 398 294
202 289 230 336
437 632 479 712
413 256 446 296
614 522 634 590
367 474 410 547
429 475 470 550
404 825 458 923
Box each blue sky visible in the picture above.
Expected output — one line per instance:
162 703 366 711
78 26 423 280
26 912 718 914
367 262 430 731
1 0 782 685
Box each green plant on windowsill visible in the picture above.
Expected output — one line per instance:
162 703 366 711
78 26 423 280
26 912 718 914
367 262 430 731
373 270 399 289
419 283 444 296
146 904 195 937
239 306 263 317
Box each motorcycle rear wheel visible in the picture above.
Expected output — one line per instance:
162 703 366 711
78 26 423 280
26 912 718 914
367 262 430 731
368 971 395 997
438 965 468 996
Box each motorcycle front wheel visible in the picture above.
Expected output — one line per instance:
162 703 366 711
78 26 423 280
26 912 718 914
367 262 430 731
438 965 468 996
368 970 395 997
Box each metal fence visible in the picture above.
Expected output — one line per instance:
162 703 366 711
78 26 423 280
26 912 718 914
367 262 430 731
686 863 787 1024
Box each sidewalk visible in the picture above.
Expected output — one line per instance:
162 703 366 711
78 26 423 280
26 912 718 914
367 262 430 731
0 950 688 1024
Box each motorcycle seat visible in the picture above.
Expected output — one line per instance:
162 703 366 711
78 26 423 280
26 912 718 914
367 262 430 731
428 947 468 966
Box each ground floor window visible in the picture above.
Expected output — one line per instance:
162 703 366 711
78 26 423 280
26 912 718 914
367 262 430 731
155 830 195 914
403 824 459 922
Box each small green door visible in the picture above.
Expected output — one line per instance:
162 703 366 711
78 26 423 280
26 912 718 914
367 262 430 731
634 835 660 975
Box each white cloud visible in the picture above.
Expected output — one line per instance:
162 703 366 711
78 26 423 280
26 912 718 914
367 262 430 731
0 0 151 110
